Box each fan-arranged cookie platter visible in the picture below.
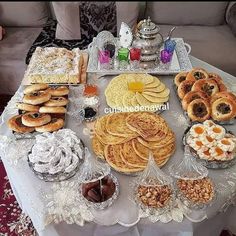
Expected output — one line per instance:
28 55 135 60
173 68 236 126
104 73 170 114
87 19 192 76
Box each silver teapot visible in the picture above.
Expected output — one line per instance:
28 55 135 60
133 17 163 55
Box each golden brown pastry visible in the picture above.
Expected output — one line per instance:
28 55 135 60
182 91 209 110
39 106 67 114
210 91 236 104
177 80 195 99
23 84 49 94
7 114 35 133
186 68 209 81
187 98 211 122
46 86 69 96
35 118 64 132
21 112 51 127
23 91 51 105
16 102 40 112
191 79 219 96
208 72 227 92
174 72 190 87
211 98 236 121
44 97 68 107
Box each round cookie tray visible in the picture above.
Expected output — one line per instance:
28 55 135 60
27 140 85 182
182 126 236 169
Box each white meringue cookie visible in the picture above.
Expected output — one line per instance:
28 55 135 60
29 129 83 175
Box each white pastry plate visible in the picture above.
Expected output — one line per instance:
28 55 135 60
87 38 192 76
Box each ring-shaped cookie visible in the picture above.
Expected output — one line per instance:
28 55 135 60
23 91 51 105
35 118 64 132
7 114 35 133
22 112 51 127
44 97 68 107
46 86 69 96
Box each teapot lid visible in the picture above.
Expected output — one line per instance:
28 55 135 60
137 17 160 37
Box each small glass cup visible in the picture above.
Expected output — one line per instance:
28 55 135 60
98 50 111 70
164 39 176 54
160 49 173 64
118 47 129 69
130 47 141 69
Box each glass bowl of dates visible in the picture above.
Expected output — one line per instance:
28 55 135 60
80 174 119 210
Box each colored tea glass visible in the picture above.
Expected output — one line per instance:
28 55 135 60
160 49 173 64
98 50 111 69
164 39 176 54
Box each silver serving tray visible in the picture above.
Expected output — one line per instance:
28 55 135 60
87 38 192 75
173 84 235 126
182 126 236 169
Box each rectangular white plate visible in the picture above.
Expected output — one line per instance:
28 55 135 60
87 38 193 75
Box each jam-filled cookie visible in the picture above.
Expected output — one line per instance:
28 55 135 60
7 114 35 133
21 112 51 127
35 118 64 132
186 68 209 81
187 98 211 122
46 86 69 96
182 91 209 110
191 79 219 96
211 98 236 121
23 91 51 105
177 79 195 99
44 97 68 107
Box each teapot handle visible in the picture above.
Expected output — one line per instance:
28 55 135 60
184 43 191 55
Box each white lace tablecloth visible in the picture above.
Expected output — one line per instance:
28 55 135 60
0 56 236 236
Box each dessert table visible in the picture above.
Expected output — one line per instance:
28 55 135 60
0 55 236 236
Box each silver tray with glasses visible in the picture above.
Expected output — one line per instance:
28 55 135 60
87 37 192 76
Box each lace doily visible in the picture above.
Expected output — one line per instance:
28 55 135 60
43 181 94 226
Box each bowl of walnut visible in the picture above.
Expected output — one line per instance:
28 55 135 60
136 183 175 214
176 177 215 210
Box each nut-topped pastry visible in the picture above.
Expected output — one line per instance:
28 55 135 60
24 47 81 84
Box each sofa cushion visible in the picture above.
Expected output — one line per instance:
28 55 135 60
159 25 236 76
146 2 229 26
52 2 139 40
0 2 50 27
0 27 42 94
226 2 236 36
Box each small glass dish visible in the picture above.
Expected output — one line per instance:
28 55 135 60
79 174 119 210
77 148 119 210
130 152 175 216
83 96 100 108
175 177 216 210
79 105 98 123
169 147 216 210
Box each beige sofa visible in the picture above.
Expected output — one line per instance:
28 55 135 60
0 2 235 95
